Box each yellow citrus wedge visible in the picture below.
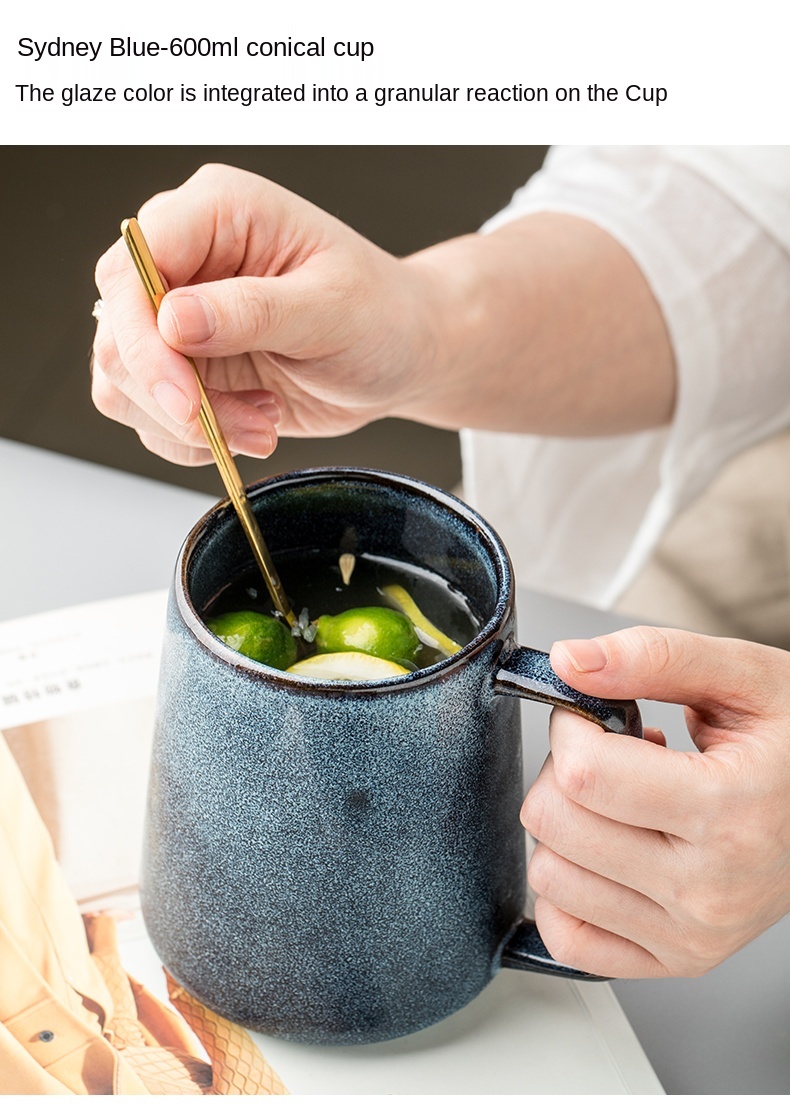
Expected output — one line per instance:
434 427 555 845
286 651 409 681
381 584 462 657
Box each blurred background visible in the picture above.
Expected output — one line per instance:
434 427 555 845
2 146 548 499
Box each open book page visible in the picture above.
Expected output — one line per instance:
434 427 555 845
0 590 166 905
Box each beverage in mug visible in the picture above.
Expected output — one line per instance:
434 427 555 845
204 548 481 672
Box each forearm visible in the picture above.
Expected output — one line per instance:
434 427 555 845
397 212 676 436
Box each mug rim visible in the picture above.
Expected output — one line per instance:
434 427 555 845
175 466 515 693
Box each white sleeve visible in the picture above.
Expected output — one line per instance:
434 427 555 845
461 145 790 608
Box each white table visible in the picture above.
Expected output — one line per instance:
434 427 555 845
3 437 786 1095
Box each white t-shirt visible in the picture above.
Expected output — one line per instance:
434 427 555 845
461 146 790 608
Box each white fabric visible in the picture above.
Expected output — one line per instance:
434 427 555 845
461 146 790 608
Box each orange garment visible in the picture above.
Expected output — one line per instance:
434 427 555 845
0 733 287 1095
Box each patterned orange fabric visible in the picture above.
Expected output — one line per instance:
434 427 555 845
0 734 288 1095
168 974 289 1096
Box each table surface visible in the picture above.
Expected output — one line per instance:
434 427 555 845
4 437 789 1095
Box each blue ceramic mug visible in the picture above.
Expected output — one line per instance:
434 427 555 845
142 467 642 1045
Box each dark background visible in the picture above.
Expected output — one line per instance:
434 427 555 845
2 146 547 498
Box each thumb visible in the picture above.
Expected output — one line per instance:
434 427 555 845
550 625 787 724
158 271 346 360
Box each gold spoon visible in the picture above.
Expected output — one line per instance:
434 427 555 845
121 216 297 629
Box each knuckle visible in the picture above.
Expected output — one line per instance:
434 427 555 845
535 917 583 970
626 625 676 678
682 775 733 843
706 814 757 863
90 370 117 417
94 239 129 293
118 330 153 380
241 282 275 339
92 333 117 377
181 419 215 449
94 253 110 289
655 907 736 977
667 949 716 978
138 430 212 468
667 871 743 953
677 929 733 976
691 889 738 933
137 185 178 221
136 429 173 462
94 249 115 290
526 845 559 899
551 745 596 806
685 762 762 851
191 162 228 184
521 779 558 842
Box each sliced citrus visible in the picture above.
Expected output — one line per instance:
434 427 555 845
286 651 409 681
380 584 462 657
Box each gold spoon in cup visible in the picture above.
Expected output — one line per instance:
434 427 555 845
121 216 297 629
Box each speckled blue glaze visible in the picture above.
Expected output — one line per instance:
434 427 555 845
141 468 641 1045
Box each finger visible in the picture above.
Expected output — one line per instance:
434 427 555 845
92 331 215 467
156 269 354 361
528 845 681 972
135 387 282 466
545 707 723 836
91 335 194 443
643 726 667 747
93 354 281 460
95 236 204 427
549 626 789 725
522 749 685 887
188 388 281 458
533 899 666 978
136 430 216 467
94 312 284 440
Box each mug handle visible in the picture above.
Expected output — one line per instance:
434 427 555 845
493 645 643 981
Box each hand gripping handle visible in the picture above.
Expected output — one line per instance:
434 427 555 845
494 645 642 979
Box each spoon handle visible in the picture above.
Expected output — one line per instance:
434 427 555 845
121 217 296 628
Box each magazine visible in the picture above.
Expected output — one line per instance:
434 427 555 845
0 590 166 906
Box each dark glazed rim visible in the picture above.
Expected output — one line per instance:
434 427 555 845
175 466 515 694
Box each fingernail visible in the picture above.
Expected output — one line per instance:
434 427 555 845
162 293 216 344
152 380 194 426
554 638 608 673
231 429 276 458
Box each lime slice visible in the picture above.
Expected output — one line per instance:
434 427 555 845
315 606 420 668
287 651 409 681
381 584 462 657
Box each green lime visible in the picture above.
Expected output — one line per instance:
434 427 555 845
206 610 297 670
287 651 409 682
314 606 421 668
